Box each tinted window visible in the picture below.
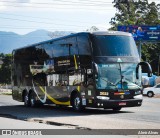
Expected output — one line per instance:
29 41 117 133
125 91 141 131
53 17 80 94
66 37 78 55
53 40 69 57
77 35 91 55
91 35 139 57
156 84 160 88
43 43 53 58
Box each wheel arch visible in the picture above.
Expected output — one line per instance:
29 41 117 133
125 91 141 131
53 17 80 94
147 90 154 94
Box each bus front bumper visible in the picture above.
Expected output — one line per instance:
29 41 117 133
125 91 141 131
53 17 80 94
94 98 143 109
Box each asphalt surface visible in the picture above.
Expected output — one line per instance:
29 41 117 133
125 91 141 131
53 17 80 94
0 95 160 132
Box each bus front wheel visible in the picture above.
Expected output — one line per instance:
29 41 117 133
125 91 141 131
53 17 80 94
72 93 84 111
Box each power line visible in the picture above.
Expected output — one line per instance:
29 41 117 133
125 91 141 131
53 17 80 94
0 0 113 7
1 1 111 10
0 13 101 24
0 25 85 31
0 26 58 30
0 4 113 11
51 0 112 4
0 16 87 28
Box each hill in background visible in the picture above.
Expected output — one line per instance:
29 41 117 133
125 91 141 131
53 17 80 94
0 30 73 54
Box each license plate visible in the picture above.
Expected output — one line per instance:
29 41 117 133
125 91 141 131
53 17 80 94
119 102 126 106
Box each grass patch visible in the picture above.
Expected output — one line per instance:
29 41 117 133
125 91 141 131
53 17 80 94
0 91 12 95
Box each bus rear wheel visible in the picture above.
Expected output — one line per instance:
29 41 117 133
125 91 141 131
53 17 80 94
24 92 29 107
29 92 37 107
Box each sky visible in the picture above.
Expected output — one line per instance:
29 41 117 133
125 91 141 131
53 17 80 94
0 0 159 35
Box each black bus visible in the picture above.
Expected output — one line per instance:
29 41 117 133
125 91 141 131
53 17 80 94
12 31 152 111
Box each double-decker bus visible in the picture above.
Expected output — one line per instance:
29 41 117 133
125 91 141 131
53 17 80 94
12 31 152 111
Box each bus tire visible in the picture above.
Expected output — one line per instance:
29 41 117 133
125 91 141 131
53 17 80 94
112 107 122 111
29 92 37 107
24 92 29 107
72 93 84 111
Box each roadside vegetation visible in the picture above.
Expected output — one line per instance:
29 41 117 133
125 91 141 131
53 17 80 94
110 0 160 75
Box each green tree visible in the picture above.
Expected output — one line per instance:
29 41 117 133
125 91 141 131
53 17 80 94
0 54 12 84
0 53 5 58
110 0 160 74
86 26 99 32
110 0 160 28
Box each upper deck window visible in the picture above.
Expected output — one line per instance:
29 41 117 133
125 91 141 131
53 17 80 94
77 35 91 55
91 35 139 57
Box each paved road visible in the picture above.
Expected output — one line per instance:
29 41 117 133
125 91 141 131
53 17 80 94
0 117 68 129
0 95 160 131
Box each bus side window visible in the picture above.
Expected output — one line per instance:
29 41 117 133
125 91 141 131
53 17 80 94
69 70 84 86
66 37 78 55
47 74 69 86
86 69 94 85
47 74 59 86
77 35 91 55
60 74 69 86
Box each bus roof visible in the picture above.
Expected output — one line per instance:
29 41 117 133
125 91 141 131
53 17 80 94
12 31 132 52
91 31 132 36
12 32 88 52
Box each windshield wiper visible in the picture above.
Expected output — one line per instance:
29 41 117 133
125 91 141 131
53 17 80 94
100 77 117 88
118 63 123 89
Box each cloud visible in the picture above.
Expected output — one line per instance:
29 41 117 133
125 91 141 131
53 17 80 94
15 0 30 3
0 0 115 13
0 1 7 11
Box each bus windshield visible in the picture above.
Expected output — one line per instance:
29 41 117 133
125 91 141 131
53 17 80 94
96 63 141 90
91 35 139 57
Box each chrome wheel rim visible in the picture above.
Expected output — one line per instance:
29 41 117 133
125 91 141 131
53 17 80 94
30 95 35 106
24 95 28 105
74 97 80 110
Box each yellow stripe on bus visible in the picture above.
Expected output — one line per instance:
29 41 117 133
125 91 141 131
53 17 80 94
74 55 78 69
77 86 80 92
38 85 70 106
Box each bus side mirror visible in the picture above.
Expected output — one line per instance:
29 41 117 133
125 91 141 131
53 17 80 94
136 62 152 79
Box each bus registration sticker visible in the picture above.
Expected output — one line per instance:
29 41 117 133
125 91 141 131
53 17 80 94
119 102 126 106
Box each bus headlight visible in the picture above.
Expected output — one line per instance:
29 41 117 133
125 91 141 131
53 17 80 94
97 96 110 100
135 90 141 95
133 94 143 99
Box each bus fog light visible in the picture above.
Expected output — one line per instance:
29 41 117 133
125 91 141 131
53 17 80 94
101 103 103 106
97 96 110 100
134 94 143 99
97 103 100 106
